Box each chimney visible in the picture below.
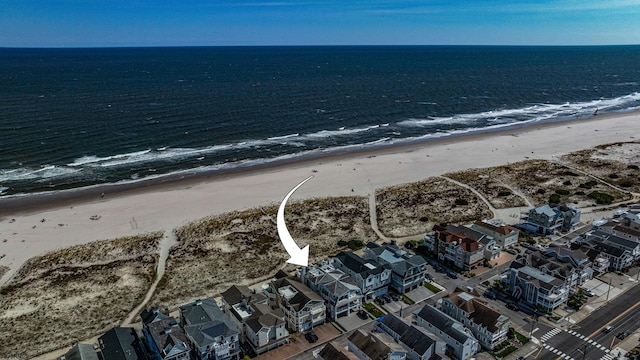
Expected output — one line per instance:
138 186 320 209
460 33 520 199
195 299 203 306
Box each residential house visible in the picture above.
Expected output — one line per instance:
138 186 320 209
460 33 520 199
413 305 480 360
375 313 439 360
470 220 519 249
61 344 99 360
263 277 326 332
179 298 240 360
588 229 640 260
506 265 568 311
142 316 190 360
220 285 289 355
364 241 428 294
332 251 392 299
347 329 407 360
440 289 510 350
523 204 581 235
300 261 363 320
578 230 636 270
512 248 593 288
316 342 359 360
424 225 484 270
98 327 148 360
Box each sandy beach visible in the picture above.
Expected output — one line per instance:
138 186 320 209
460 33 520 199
1 111 640 286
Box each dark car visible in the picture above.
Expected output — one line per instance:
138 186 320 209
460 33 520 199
506 249 518 255
506 303 520 311
617 331 629 340
357 310 369 320
446 271 458 279
305 330 319 343
484 291 496 300
434 265 445 273
425 273 435 281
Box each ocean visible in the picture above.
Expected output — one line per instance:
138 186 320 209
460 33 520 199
1 45 640 197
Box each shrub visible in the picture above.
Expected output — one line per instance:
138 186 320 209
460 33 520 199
549 194 561 204
419 216 429 222
498 190 511 197
536 188 546 194
563 180 572 186
337 240 348 247
619 181 634 188
579 180 598 189
575 191 585 195
555 189 570 195
608 173 620 179
627 165 639 170
563 171 578 176
455 198 468 206
588 191 614 205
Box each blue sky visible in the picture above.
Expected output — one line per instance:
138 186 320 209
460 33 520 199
1 0 640 47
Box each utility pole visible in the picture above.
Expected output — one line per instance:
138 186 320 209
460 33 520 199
606 278 612 302
582 343 588 360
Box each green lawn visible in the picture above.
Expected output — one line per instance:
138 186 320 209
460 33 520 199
363 303 385 318
424 281 442 293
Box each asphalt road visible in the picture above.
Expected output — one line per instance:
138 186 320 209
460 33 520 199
537 283 640 360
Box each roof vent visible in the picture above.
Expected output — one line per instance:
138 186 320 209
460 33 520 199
195 299 203 306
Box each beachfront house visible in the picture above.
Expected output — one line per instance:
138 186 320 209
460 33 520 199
470 220 519 249
331 251 392 299
440 289 510 350
98 327 148 360
578 230 637 270
506 265 569 312
263 277 326 332
142 316 191 360
413 305 480 360
363 241 428 294
424 225 484 270
347 329 407 360
300 261 363 320
61 343 100 360
523 204 581 235
220 285 289 355
179 298 240 360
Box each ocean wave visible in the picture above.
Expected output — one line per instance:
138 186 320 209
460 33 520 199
0 165 80 182
399 92 640 128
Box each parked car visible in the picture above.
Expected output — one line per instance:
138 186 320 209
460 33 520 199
390 293 400 301
506 249 518 255
603 326 613 333
375 297 385 305
305 330 318 343
585 289 595 297
616 331 629 340
357 310 369 320
484 291 496 300
506 303 520 311
425 273 435 281
446 271 458 279
434 265 445 273
382 294 392 303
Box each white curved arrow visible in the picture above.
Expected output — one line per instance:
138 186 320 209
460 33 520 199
278 175 313 266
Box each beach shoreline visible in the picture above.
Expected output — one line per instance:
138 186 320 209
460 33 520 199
0 109 635 216
1 110 640 286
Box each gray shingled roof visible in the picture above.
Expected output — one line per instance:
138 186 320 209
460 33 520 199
146 318 190 358
64 344 99 360
184 320 237 347
416 305 472 344
400 326 434 356
334 251 384 277
98 327 147 360
273 277 323 311
179 298 223 326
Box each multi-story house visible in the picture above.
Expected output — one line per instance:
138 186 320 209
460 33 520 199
375 313 439 360
425 225 484 270
523 204 581 235
179 298 240 360
98 327 148 360
331 251 392 299
264 277 326 332
220 285 289 355
363 242 428 294
440 289 510 350
413 305 480 360
506 265 569 312
578 230 636 270
142 315 191 360
347 329 407 360
470 220 519 249
300 261 363 320
512 248 593 288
